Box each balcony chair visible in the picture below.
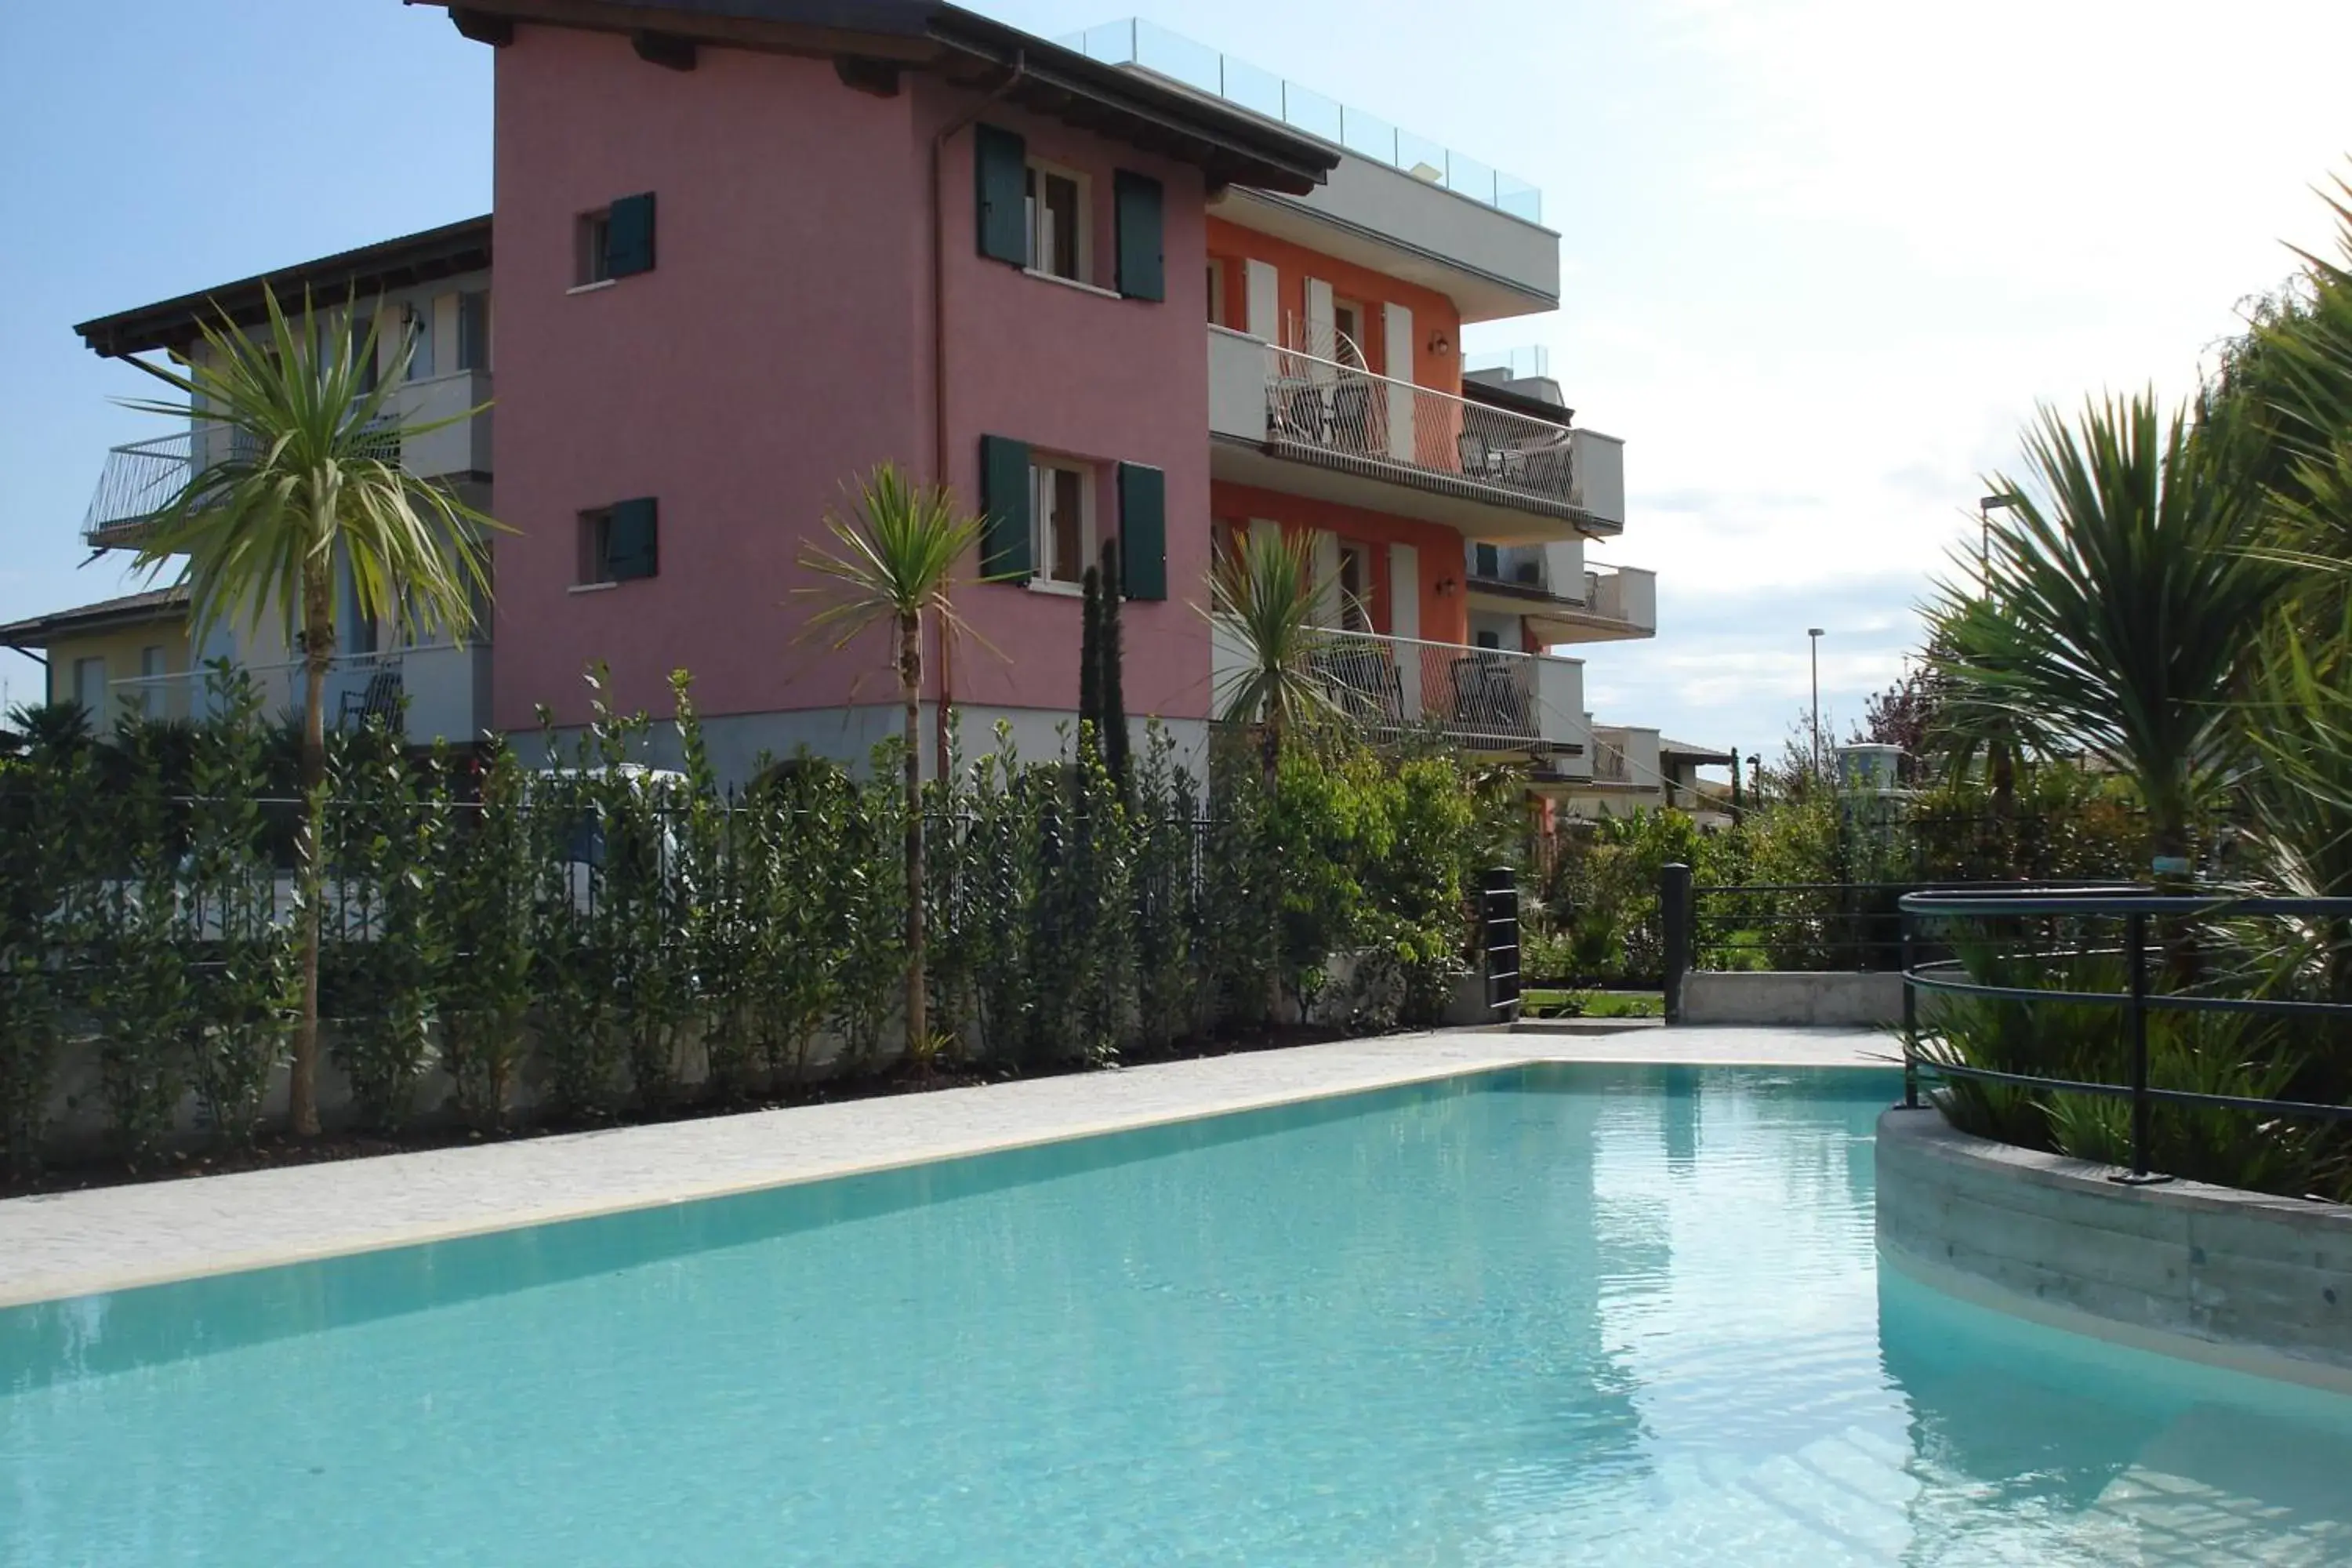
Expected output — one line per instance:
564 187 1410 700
1329 379 1374 453
1315 643 1403 724
338 666 405 729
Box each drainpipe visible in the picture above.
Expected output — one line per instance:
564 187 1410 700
928 51 1025 778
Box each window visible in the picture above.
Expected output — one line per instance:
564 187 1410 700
403 299 437 381
456 290 491 372
579 211 613 285
1025 162 1085 282
71 656 105 717
1029 459 1091 586
1336 542 1373 633
578 194 655 285
140 645 165 720
579 498 659 585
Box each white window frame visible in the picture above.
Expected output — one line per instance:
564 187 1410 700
1028 457 1095 592
1023 158 1091 285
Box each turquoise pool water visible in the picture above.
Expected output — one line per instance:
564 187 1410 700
7 1065 2352 1564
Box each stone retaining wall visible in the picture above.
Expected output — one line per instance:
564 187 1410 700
1876 1106 2352 1392
1682 970 1905 1028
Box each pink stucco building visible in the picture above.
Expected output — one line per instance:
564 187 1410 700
59 2 1668 800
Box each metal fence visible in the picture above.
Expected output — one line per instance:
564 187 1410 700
1896 887 2352 1182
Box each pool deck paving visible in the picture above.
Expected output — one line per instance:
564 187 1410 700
0 1024 1896 1309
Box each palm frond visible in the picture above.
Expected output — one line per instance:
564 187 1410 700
793 463 995 657
122 287 502 654
1204 528 1344 731
1929 390 2292 849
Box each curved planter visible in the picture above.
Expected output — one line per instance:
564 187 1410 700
1877 1107 2352 1394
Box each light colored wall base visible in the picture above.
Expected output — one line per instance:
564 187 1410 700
1683 970 1905 1028
1876 1106 2352 1395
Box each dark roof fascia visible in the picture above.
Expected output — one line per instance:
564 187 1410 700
1462 378 1573 426
416 0 1336 194
1659 741 1737 765
74 215 494 359
0 587 190 648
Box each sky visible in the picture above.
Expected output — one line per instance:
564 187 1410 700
4 0 2350 755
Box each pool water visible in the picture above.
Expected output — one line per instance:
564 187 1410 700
7 1066 2352 1565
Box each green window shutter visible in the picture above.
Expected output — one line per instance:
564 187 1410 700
979 436 1032 581
608 497 659 581
974 125 1027 266
1114 171 1165 301
606 193 657 278
1116 462 1167 600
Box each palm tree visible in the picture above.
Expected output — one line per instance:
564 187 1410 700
1935 392 2295 877
1207 528 1341 782
797 465 986 1067
123 289 497 1136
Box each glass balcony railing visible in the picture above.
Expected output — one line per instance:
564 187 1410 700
1065 18 1543 224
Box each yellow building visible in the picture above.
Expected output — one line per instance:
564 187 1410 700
0 586 191 730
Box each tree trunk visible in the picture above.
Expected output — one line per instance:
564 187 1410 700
901 612 927 1073
292 566 332 1138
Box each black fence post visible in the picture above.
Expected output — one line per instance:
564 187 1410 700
1661 862 1692 1025
2118 909 2161 1183
1482 866 1520 1023
1900 905 1919 1109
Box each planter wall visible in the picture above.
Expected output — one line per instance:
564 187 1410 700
1877 1105 2352 1392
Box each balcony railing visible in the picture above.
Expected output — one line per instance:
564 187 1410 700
98 644 485 743
1212 619 1584 753
1262 345 1581 515
83 431 198 545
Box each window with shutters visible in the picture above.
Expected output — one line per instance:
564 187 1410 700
1024 161 1088 283
574 194 655 288
1029 459 1093 589
578 499 659 586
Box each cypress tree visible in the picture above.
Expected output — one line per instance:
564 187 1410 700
1078 562 1103 754
1099 539 1129 797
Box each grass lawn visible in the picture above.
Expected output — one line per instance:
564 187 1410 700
1520 989 1664 1020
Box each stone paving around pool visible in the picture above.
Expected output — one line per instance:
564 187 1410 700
0 1025 1896 1309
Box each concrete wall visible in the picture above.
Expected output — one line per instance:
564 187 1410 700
1877 1107 2352 1392
1682 970 1906 1028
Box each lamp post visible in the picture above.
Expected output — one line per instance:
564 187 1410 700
1979 492 2022 586
1808 627 1825 779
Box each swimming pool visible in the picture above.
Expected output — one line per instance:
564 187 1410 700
5 1065 2351 1564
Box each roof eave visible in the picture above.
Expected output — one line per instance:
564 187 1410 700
74 215 494 359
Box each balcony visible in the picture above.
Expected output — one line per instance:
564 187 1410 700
82 370 493 547
103 644 491 746
1208 327 1621 541
1464 541 1656 643
1211 618 1585 756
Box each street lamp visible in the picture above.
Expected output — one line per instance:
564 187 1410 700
1808 627 1825 779
1979 492 2023 585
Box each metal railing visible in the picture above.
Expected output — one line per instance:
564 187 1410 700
83 420 403 545
1305 626 1544 746
1262 343 1577 514
100 650 421 731
1897 887 2352 1183
1591 739 1632 783
83 431 199 543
